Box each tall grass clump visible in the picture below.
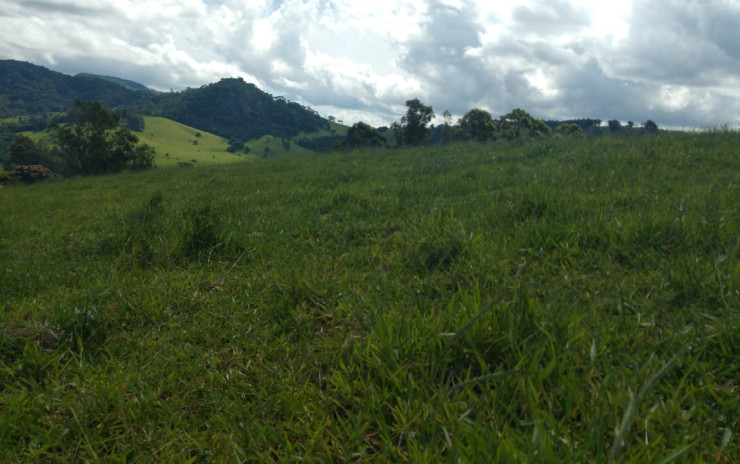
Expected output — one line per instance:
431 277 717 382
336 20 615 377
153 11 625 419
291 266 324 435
0 130 739 461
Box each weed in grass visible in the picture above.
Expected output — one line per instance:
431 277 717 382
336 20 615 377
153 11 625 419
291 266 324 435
107 190 168 266
179 201 245 263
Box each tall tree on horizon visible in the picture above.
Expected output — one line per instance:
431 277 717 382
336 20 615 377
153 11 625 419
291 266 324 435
397 98 434 146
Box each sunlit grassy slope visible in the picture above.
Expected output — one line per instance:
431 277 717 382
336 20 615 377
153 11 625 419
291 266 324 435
16 115 342 166
136 116 255 166
1 132 739 462
137 117 349 164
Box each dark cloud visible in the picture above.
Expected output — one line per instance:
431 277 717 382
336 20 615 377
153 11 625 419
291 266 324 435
614 0 740 85
548 59 648 120
398 0 488 113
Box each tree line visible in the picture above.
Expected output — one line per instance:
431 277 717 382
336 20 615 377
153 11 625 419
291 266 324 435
336 99 660 150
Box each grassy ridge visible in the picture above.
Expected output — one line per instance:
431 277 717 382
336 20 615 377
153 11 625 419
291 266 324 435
1 132 739 461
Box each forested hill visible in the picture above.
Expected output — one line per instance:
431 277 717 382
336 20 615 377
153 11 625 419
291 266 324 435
75 73 150 91
0 60 329 141
158 78 328 141
0 60 151 117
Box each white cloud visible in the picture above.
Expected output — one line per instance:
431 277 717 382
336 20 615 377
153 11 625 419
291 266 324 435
0 0 739 127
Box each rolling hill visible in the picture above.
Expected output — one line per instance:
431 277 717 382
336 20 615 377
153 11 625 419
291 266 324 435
0 59 151 117
0 60 338 147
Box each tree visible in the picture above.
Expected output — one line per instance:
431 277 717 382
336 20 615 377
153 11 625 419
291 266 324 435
120 111 145 132
608 119 622 133
500 108 546 139
337 122 387 150
556 123 585 137
500 108 524 139
128 144 156 170
529 118 551 137
52 100 155 175
399 98 434 145
441 110 467 144
460 108 497 142
644 120 659 133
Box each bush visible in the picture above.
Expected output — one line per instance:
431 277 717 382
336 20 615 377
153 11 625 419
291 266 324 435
10 165 53 183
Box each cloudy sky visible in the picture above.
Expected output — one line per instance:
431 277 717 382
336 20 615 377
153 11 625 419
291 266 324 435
2 0 739 128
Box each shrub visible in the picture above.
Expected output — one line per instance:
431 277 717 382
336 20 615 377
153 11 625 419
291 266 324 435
10 164 53 183
227 139 245 153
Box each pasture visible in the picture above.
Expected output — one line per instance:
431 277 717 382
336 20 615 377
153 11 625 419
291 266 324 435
1 132 738 461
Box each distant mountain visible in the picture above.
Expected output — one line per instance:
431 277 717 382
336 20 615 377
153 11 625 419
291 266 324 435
75 73 150 91
0 60 152 117
0 60 329 142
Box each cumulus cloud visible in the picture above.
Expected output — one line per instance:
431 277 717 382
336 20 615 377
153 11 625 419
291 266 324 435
0 0 739 127
611 0 740 86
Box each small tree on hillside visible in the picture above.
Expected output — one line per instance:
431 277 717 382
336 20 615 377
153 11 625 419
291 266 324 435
227 139 245 153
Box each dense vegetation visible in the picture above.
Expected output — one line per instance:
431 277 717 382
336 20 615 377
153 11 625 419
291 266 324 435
50 100 155 175
0 60 332 146
1 131 738 461
75 73 150 91
157 78 328 141
3 101 155 177
0 60 148 118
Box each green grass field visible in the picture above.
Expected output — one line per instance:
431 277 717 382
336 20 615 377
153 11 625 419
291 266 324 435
136 116 252 166
1 132 739 462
